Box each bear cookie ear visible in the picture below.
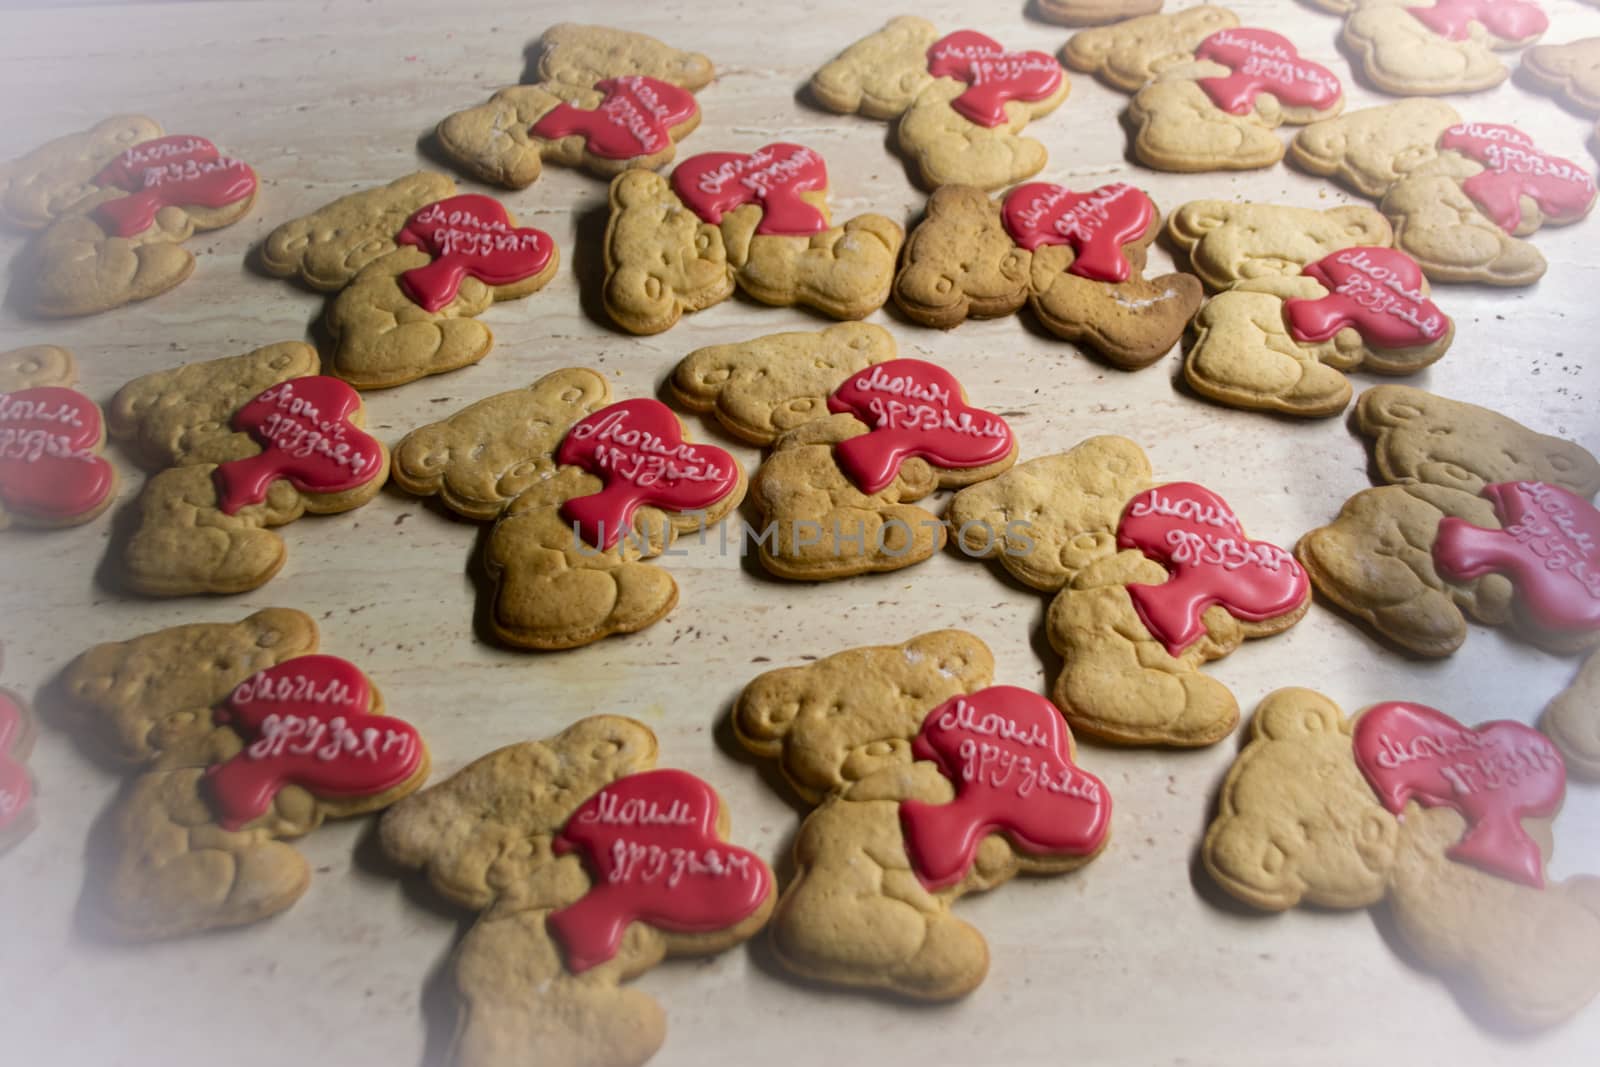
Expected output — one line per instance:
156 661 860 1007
1329 205 1392 245
1252 688 1346 741
1168 199 1234 240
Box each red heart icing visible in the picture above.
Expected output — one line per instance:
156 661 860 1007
1193 28 1342 116
1353 701 1564 888
211 376 384 516
1433 481 1600 636
547 768 772 974
1117 483 1308 657
826 360 1013 495
1000 181 1154 283
0 387 115 525
924 30 1064 128
206 655 424 832
900 686 1110 891
669 143 828 236
0 692 33 837
91 134 256 238
394 194 555 313
556 398 740 551
1439 123 1596 235
530 75 699 161
1406 0 1548 42
1284 246 1449 349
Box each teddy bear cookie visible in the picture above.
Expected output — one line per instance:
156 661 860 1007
0 344 118 530
1185 245 1454 417
0 116 257 316
0 649 37 855
393 368 744 650
948 435 1309 746
1205 688 1600 1029
105 341 389 595
1543 648 1600 780
603 142 903 334
260 173 558 387
435 23 713 189
1340 0 1547 96
1298 384 1600 657
58 609 429 940
1290 101 1596 286
1522 36 1600 158
1165 198 1396 291
894 181 1203 368
809 18 1070 190
1063 8 1343 172
380 715 772 1067
735 630 1110 999
1031 0 1164 27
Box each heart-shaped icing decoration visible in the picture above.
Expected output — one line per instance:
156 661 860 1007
669 143 829 236
924 30 1064 128
531 75 699 160
395 194 555 312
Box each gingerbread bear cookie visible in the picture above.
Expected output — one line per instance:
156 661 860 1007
1185 245 1454 417
1521 37 1600 159
106 342 389 595
260 174 558 387
1298 385 1600 657
1064 8 1343 172
735 630 1110 999
948 435 1309 746
381 716 772 1067
1032 0 1164 27
810 18 1070 190
1205 688 1600 1030
436 24 713 189
393 368 745 650
1290 102 1596 286
1544 648 1600 780
1 117 257 316
603 143 903 334
1341 0 1547 97
1166 199 1394 291
0 650 38 855
1 345 118 530
893 181 1202 368
58 609 429 940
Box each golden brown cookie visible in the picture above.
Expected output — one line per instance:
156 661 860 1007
0 114 163 229
1543 647 1600 780
0 344 77 391
1166 199 1394 290
1032 0 1164 28
1341 0 1543 97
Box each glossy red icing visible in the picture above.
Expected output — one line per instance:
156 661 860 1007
394 194 555 312
1000 181 1154 282
1433 481 1600 636
924 30 1064 128
670 143 828 236
547 768 772 974
1353 701 1564 888
0 387 114 525
1406 0 1547 43
211 376 384 515
826 360 1013 495
1440 123 1595 234
0 691 33 838
556 399 739 550
1117 483 1308 657
1284 247 1449 348
206 655 423 832
900 686 1110 890
91 134 256 238
530 75 699 160
1193 28 1342 116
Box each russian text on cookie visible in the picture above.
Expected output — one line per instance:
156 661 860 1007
211 376 383 515
0 387 114 524
1354 701 1564 888
394 194 555 313
1284 247 1448 348
1117 483 1308 658
91 134 257 239
1193 29 1341 116
530 75 699 160
670 143 828 236
1433 481 1600 635
1439 123 1596 235
546 768 772 974
1001 182 1153 283
900 686 1110 891
0 692 33 836
1406 0 1548 43
205 655 422 831
924 30 1064 128
555 398 739 551
826 360 1013 495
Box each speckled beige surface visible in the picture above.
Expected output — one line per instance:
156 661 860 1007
1 1 1599 1064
